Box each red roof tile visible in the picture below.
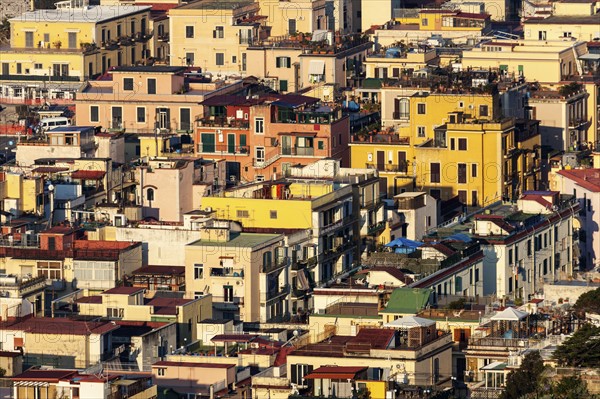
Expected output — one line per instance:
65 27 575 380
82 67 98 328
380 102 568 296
520 194 553 209
211 334 258 343
12 369 78 382
0 318 118 336
75 296 102 304
557 169 600 193
132 265 185 275
73 240 139 250
71 170 106 180
304 366 367 380
31 166 69 173
41 226 76 235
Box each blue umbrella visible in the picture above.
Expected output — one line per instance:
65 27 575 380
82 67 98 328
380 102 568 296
385 237 423 248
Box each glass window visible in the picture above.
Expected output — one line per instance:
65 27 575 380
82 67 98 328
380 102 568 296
185 26 194 38
254 117 264 133
123 78 134 91
216 53 224 66
147 78 156 94
90 106 99 123
137 107 145 123
417 103 426 114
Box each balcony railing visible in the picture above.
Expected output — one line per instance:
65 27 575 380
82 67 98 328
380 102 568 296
262 284 290 302
292 288 308 298
468 337 535 348
197 144 250 155
196 116 250 129
293 256 317 270
367 220 386 235
366 162 408 173
262 257 288 273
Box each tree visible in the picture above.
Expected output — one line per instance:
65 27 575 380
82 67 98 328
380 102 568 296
553 324 600 368
573 287 600 315
552 376 593 399
500 351 545 399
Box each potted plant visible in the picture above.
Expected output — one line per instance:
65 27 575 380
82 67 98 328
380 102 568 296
53 40 62 49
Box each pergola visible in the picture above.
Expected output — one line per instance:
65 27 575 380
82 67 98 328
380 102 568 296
489 307 530 339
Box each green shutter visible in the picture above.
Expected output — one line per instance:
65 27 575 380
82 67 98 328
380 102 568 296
280 79 288 92
240 134 247 148
201 133 215 153
499 64 508 71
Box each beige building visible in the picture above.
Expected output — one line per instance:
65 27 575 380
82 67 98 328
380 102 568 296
16 126 96 167
152 361 236 397
364 47 439 79
185 227 287 323
461 40 588 84
524 14 600 43
75 66 243 132
257 0 328 37
168 0 267 76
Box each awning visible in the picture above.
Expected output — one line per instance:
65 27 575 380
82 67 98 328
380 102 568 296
311 30 328 42
308 60 325 75
490 307 528 321
71 170 106 180
303 366 367 380
579 54 600 61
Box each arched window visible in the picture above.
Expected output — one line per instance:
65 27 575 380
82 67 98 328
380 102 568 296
147 188 154 201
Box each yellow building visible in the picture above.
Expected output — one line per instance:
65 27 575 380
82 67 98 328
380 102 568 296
0 1 152 101
168 0 266 76
461 40 588 84
257 0 328 37
364 47 439 79
1 172 43 216
523 15 600 43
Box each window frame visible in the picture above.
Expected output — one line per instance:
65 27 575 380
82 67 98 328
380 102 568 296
185 25 194 38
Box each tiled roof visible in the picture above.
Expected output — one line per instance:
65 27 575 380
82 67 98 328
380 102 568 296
0 318 119 336
73 240 140 250
75 296 102 304
304 366 367 380
12 369 78 382
132 265 185 275
71 170 106 180
381 288 433 314
557 169 600 193
103 286 145 295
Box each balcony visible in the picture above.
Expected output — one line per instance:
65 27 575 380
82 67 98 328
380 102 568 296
157 33 169 42
568 118 588 129
133 30 153 42
292 288 308 298
262 257 288 273
351 133 410 145
367 220 386 235
393 111 410 120
366 162 408 173
212 296 244 310
292 256 317 270
262 284 290 302
468 336 535 348
197 144 250 155
196 116 250 129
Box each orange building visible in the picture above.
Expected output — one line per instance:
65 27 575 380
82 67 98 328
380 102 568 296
195 93 350 182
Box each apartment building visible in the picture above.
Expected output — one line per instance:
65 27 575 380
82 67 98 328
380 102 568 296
370 9 491 47
431 191 579 299
256 0 328 37
152 361 236 398
364 47 439 79
246 33 371 91
11 369 157 399
53 286 211 345
184 226 287 323
194 93 350 183
461 40 589 84
75 66 243 132
0 172 44 216
168 0 267 76
351 82 541 203
523 13 600 43
287 326 452 391
0 0 152 102
552 168 600 270
0 226 142 292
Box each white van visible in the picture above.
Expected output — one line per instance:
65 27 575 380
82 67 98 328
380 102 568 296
39 117 71 131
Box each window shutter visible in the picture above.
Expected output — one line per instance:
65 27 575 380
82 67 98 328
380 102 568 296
286 57 291 68
276 57 281 68
213 30 216 38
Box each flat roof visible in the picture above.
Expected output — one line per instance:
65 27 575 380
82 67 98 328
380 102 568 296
103 286 145 295
10 6 150 23
188 232 280 248
153 361 235 368
132 265 186 275
46 126 94 132
110 66 186 74
0 317 118 335
525 15 600 24
175 0 254 10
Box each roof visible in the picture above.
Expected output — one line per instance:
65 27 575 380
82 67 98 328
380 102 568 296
358 267 411 284
103 286 145 295
352 328 396 349
211 334 259 343
520 194 553 209
71 170 106 180
188 232 281 248
12 369 78 382
0 318 119 335
385 315 436 328
9 5 150 23
481 361 508 371
381 288 432 314
31 166 69 173
200 94 266 107
271 93 319 108
41 226 76 235
145 297 194 315
132 265 186 275
110 66 186 74
75 296 102 304
303 366 367 380
490 307 529 321
175 0 254 10
153 361 235 369
0 351 21 358
524 15 600 24
557 169 600 193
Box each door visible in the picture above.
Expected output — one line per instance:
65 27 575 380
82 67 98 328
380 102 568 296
112 107 123 129
200 133 215 153
282 135 292 155
256 146 265 163
398 151 406 172
376 151 385 171
68 32 77 49
227 133 235 154
180 108 191 131
156 108 170 130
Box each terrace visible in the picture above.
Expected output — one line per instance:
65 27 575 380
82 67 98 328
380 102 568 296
249 32 371 56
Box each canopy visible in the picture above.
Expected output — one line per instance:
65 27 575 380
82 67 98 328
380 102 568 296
384 315 435 329
490 307 528 321
308 60 325 75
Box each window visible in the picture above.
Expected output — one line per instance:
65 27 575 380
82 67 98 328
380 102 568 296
180 108 191 131
417 103 426 114
450 138 455 150
563 32 572 37
458 138 467 151
417 126 426 137
185 52 194 66
146 188 154 201
90 106 99 123
232 55 237 63
509 248 513 264
458 190 467 204
213 26 224 38
276 56 291 68
34 63 42 69
471 164 478 178
185 26 194 38
68 32 77 49
37 261 62 280
430 163 441 183
254 117 264 133
136 107 145 123
458 163 467 184
25 31 33 47
216 52 224 66
194 264 203 279
479 105 489 117
157 368 166 376
223 285 234 302
280 79 288 92
394 98 410 119
237 210 249 218
318 140 324 150
422 18 428 26
458 101 464 108
538 30 546 40
107 308 124 318
200 133 215 152
270 210 278 219
15 63 21 74
123 78 134 91
147 78 156 94
288 19 297 34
